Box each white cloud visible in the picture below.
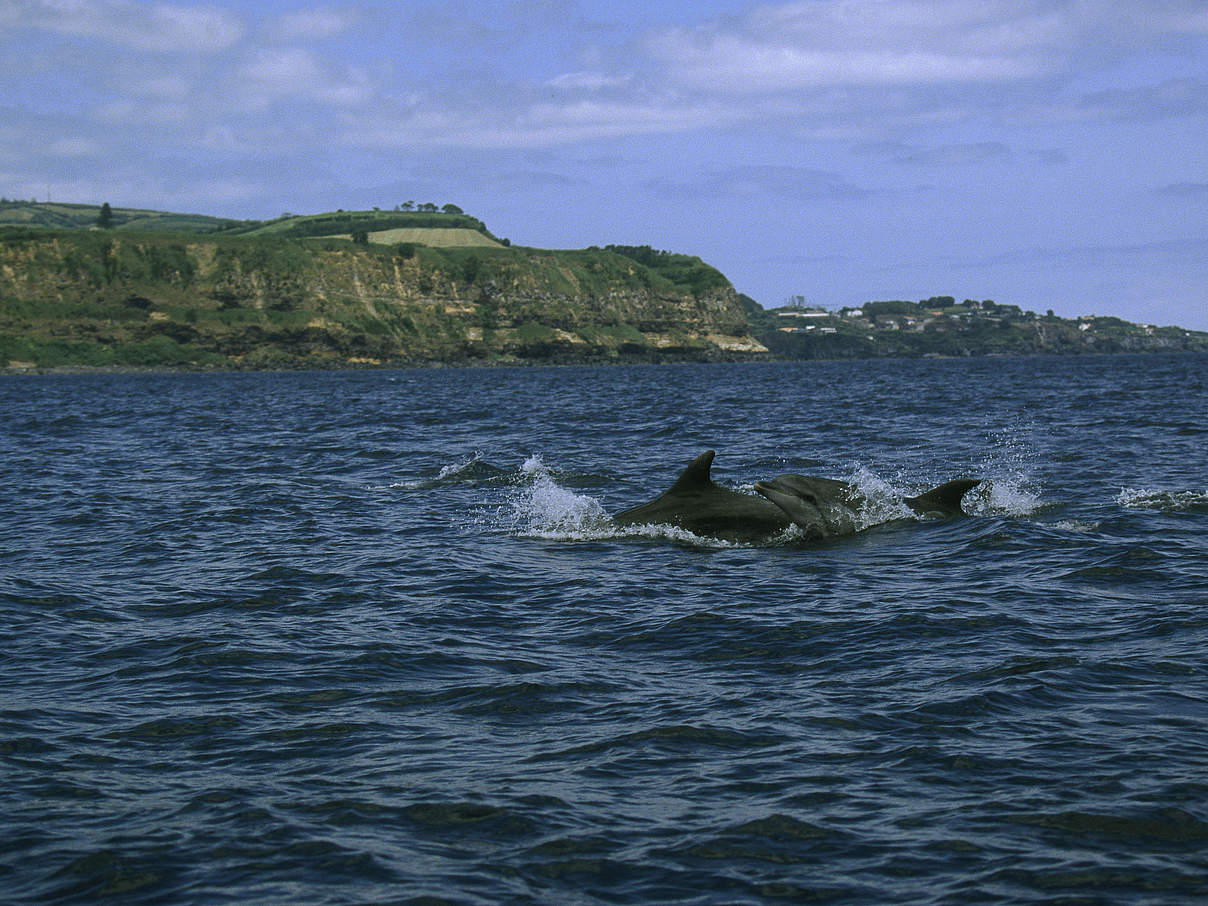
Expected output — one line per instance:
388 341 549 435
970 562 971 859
312 67 374 107
647 0 1208 94
47 137 100 156
200 125 241 152
657 43 1041 90
860 141 1014 167
345 92 733 150
10 0 244 53
486 97 735 146
140 75 192 100
1155 181 1208 198
272 8 361 42
648 165 873 200
650 1 1061 92
548 71 631 92
1075 77 1208 120
236 48 373 108
142 2 242 52
242 47 322 86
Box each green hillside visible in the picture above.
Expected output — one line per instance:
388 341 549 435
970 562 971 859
0 200 242 233
3 200 1204 371
0 201 501 243
228 208 499 241
0 222 759 370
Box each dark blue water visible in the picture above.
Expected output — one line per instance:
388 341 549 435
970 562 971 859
2 356 1206 904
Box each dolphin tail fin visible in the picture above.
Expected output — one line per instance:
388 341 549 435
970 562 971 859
904 478 982 516
667 450 716 493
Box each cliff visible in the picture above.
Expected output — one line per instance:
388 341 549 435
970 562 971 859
3 202 1203 372
0 229 767 370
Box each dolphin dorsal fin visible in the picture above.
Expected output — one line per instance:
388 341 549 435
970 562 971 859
668 450 716 493
904 478 982 515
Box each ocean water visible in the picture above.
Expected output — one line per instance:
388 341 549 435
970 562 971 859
2 355 1206 904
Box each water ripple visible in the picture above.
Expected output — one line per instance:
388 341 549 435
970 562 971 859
2 358 1207 904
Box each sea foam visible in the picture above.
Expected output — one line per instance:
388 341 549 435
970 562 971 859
1116 488 1208 512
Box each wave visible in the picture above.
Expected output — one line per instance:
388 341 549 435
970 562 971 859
1051 519 1102 533
389 452 510 490
1116 487 1208 513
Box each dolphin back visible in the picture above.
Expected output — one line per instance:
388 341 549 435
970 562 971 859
903 479 982 516
613 451 981 543
667 450 717 493
613 450 792 541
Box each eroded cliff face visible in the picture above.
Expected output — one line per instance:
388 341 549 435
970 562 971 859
0 233 768 369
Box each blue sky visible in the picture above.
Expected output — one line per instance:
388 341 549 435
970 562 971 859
3 1 1206 328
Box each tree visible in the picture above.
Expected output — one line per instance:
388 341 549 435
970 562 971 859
351 229 369 245
96 202 114 229
441 203 464 215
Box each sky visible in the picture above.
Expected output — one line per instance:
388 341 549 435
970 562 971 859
2 0 1206 329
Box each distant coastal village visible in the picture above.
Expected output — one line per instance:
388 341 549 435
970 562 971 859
773 295 1173 336
774 295 1155 332
743 295 1203 359
2 200 1205 372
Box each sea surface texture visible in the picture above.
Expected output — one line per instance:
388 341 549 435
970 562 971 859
2 356 1206 904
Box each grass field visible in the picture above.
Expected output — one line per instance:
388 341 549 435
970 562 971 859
0 201 238 232
364 228 503 247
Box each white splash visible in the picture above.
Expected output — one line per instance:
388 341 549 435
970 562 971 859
509 455 612 539
947 422 1045 518
846 467 916 529
1116 488 1208 512
841 463 1041 521
965 478 1044 518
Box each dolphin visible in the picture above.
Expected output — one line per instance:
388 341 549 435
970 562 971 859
613 450 982 544
754 473 982 542
613 450 792 543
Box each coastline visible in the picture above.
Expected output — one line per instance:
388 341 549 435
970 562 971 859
6 347 1206 377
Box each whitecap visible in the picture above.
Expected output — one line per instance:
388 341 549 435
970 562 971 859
1116 488 1208 512
389 452 505 490
1052 519 1102 533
